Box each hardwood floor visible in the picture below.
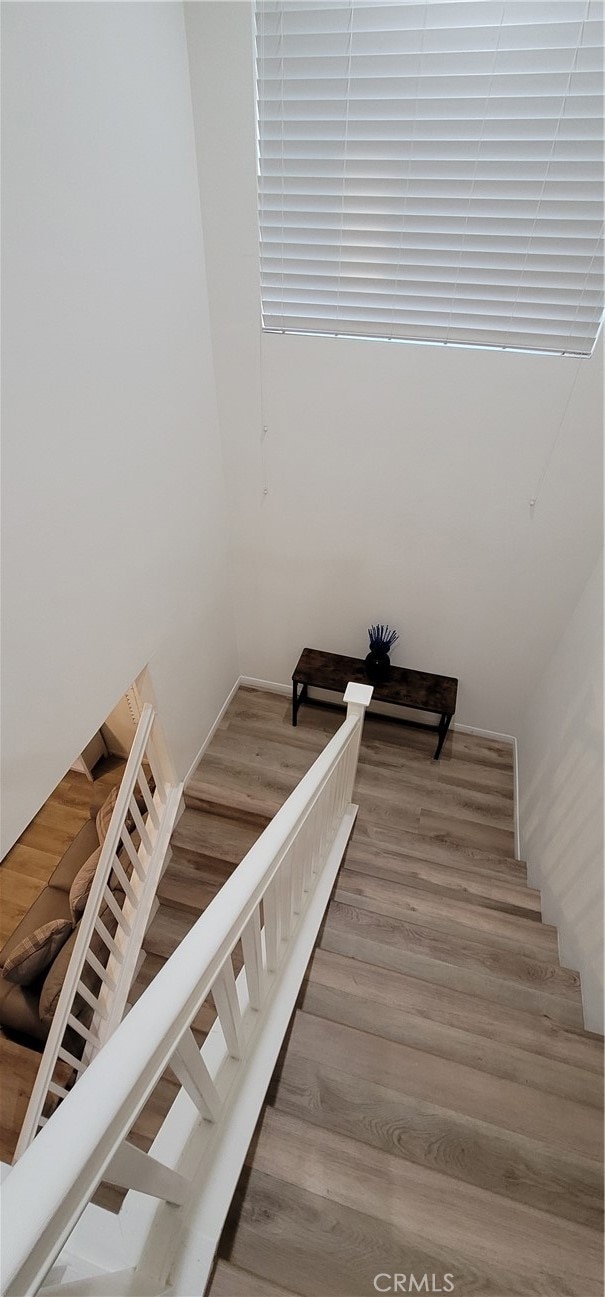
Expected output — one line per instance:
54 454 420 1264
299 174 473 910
1 687 602 1296
0 758 126 948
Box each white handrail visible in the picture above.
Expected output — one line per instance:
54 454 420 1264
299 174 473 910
1 682 372 1297
14 704 182 1160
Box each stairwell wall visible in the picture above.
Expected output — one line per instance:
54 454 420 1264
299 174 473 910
518 552 604 1033
185 2 603 739
1 1 239 856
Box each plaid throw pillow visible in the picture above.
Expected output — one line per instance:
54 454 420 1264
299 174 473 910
1 918 73 985
96 785 118 845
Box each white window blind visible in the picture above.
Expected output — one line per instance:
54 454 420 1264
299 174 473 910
256 0 604 355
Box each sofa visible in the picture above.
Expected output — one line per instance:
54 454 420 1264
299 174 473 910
0 794 116 1046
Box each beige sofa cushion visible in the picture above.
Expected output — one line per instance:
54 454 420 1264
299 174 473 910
48 818 99 893
1 917 72 985
96 786 117 845
69 846 102 923
0 885 73 971
39 924 80 1028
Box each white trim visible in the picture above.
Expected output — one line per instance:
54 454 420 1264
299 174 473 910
452 722 515 745
183 677 241 785
239 675 290 696
512 736 521 863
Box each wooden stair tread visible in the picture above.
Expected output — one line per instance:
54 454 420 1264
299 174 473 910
306 945 603 1066
221 1164 600 1296
157 868 222 916
335 867 556 957
283 1010 602 1163
355 766 516 832
417 807 516 858
350 818 527 881
321 901 584 1025
171 806 260 867
269 1047 602 1229
243 1108 603 1290
207 1260 301 1297
301 952 603 1106
344 841 539 914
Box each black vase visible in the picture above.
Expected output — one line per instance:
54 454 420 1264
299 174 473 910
365 651 390 682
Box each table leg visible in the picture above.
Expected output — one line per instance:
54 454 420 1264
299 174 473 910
434 713 452 760
292 680 299 726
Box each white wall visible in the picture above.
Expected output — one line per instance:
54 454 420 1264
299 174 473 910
186 2 603 738
518 553 604 1032
1 1 239 856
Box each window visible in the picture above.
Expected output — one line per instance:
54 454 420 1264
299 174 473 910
256 0 604 355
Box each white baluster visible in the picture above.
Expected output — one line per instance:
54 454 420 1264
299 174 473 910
263 878 280 972
105 1140 188 1205
213 959 243 1058
291 831 306 916
279 850 294 941
171 1027 221 1121
241 907 263 1010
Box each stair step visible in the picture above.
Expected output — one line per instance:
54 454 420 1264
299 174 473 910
299 944 602 1105
158 867 222 916
144 904 200 961
355 766 515 834
222 1161 598 1297
350 818 527 881
321 900 584 1026
269 1028 602 1229
186 749 294 823
237 1108 603 1295
286 1011 602 1163
344 840 539 915
359 732 513 789
336 868 555 959
207 1259 299 1297
418 806 516 858
184 783 272 829
302 951 603 1106
171 807 260 869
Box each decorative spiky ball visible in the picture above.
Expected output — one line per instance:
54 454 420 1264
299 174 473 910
368 624 399 655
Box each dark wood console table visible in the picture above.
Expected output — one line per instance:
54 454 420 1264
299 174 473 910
292 647 458 760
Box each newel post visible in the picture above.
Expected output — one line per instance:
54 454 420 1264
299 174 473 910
343 682 373 802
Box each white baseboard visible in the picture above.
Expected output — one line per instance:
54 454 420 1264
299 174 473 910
452 721 515 745
512 736 521 862
206 676 524 861
239 675 291 696
183 677 241 786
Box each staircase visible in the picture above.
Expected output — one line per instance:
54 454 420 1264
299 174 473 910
180 688 602 1297
4 686 603 1297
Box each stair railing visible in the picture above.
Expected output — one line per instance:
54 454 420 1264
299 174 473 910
1 683 373 1297
14 703 184 1161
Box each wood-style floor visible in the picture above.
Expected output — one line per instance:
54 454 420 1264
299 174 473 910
1 687 603 1297
0 758 125 1164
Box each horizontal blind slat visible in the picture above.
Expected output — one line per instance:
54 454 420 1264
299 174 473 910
256 0 604 355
